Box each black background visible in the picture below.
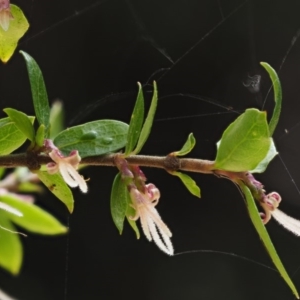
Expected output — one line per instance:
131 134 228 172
2 0 300 299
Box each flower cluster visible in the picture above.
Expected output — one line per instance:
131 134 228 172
115 156 173 255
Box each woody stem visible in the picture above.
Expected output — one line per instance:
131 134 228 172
0 153 215 174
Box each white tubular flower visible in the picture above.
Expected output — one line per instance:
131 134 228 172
129 183 174 255
0 0 13 31
47 149 88 193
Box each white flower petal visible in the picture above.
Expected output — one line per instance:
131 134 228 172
147 217 173 255
147 205 172 237
59 163 78 188
154 220 174 255
272 209 300 236
65 164 88 193
139 208 152 241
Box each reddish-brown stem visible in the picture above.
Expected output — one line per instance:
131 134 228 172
0 153 215 174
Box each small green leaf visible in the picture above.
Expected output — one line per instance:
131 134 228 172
215 109 271 171
0 216 22 274
49 100 64 139
125 82 145 155
0 5 29 63
171 171 201 198
36 170 74 213
239 182 299 299
0 194 67 235
35 124 45 147
110 173 129 234
20 51 50 135
250 139 278 173
54 120 129 157
126 203 140 239
4 108 35 142
133 81 158 154
0 116 34 155
260 62 282 136
173 133 196 156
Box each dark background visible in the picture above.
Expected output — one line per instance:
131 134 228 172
1 0 300 299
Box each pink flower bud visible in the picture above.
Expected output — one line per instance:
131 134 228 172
0 1 13 31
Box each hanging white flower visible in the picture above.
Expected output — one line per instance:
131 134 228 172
129 183 173 255
47 149 88 193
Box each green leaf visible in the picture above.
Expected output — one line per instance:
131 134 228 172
36 170 74 213
125 83 145 155
54 120 129 157
0 216 22 274
171 171 201 198
49 100 64 139
215 109 271 172
35 124 45 147
239 182 299 299
173 133 196 156
250 139 278 173
133 81 158 154
126 203 140 239
260 62 282 136
0 193 67 235
0 5 29 63
4 108 35 142
20 51 50 135
110 173 129 234
0 116 34 155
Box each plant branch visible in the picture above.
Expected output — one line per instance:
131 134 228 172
0 153 215 174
